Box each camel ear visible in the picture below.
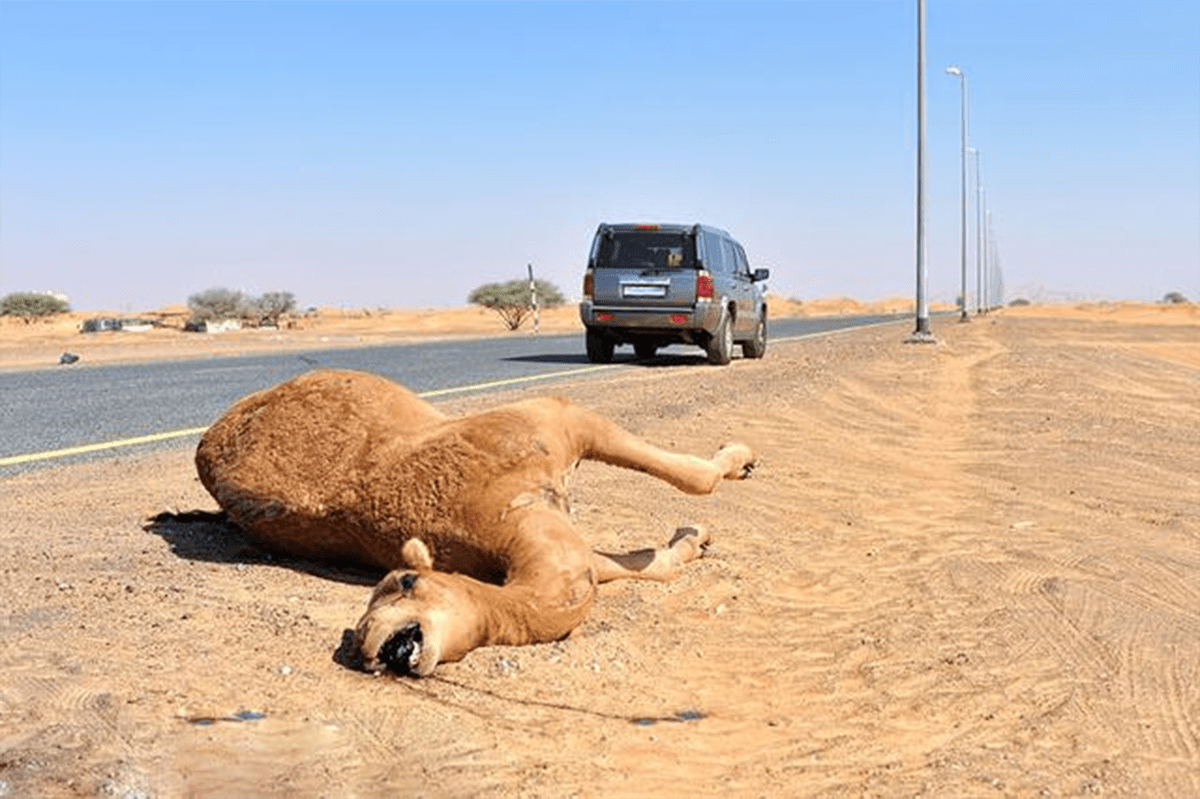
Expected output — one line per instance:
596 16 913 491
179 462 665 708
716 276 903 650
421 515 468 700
402 538 434 572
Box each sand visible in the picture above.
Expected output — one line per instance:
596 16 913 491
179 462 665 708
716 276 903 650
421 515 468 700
0 301 1197 798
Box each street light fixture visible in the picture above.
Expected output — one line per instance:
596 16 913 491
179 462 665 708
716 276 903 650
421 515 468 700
946 65 969 321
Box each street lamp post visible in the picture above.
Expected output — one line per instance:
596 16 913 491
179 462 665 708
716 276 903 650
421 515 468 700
969 147 982 315
985 206 993 312
988 212 1001 309
946 66 969 322
909 0 934 342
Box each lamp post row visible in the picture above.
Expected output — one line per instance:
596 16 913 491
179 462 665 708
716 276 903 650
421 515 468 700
914 0 1000 340
945 68 999 317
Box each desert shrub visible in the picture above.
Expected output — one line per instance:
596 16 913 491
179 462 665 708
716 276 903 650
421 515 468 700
244 291 297 326
469 278 566 330
188 287 298 326
0 292 70 322
1008 298 1032 307
1162 291 1191 305
187 287 246 322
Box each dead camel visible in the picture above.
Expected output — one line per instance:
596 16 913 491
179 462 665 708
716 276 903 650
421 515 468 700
195 369 756 676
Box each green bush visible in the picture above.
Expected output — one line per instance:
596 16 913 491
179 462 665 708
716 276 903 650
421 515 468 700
0 292 70 321
469 278 566 330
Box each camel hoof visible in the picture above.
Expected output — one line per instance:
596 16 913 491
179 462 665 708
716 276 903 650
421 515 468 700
668 524 709 547
717 443 757 480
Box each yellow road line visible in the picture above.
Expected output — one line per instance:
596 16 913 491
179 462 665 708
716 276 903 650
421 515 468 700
0 364 620 468
416 364 617 398
0 427 211 467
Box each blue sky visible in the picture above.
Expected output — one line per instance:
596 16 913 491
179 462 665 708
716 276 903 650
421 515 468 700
2 1 1197 311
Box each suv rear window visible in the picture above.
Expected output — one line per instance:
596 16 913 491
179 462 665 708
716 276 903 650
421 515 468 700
596 231 696 270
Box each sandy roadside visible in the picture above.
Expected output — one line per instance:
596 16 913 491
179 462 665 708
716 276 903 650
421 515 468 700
0 305 1197 798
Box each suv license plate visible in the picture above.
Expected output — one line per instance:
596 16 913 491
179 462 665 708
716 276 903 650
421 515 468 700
623 285 667 298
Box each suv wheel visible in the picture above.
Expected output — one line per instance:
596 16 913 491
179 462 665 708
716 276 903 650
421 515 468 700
634 342 658 359
586 330 615 363
706 312 734 365
741 309 767 359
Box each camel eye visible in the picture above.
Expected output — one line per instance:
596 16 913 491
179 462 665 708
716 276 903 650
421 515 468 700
399 573 418 592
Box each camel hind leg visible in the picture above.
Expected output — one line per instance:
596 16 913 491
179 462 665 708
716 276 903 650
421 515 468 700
567 405 756 495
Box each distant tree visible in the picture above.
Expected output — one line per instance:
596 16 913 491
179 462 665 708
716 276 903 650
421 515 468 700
469 278 566 330
0 292 70 322
1162 291 1191 305
188 287 246 322
245 291 297 327
1008 298 1032 307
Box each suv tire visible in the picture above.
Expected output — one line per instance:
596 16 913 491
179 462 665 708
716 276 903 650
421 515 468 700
706 312 734 366
741 309 767 359
586 330 615 364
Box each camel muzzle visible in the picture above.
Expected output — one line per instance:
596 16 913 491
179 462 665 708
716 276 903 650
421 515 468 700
379 622 423 675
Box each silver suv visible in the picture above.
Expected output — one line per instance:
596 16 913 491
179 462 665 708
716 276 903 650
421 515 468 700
579 223 769 365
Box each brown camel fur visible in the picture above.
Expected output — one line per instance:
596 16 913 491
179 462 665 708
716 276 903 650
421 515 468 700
195 369 756 676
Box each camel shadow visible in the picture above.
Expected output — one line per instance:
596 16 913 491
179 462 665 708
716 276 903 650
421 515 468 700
143 510 384 587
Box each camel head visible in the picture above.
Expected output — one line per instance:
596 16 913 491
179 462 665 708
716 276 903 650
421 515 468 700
354 539 480 677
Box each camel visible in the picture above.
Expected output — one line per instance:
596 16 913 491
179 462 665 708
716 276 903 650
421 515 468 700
195 369 756 676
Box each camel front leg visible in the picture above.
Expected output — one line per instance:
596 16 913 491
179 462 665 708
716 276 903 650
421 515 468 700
569 405 756 495
592 524 711 583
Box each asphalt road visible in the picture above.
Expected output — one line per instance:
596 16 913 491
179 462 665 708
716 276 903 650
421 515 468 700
0 315 904 472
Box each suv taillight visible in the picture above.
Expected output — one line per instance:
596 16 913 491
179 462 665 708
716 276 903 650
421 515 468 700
697 272 714 299
582 270 594 300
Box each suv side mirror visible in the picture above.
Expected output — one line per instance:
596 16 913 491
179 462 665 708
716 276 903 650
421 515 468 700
751 268 770 282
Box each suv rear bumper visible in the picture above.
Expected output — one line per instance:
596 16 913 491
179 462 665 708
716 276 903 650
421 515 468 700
579 300 722 338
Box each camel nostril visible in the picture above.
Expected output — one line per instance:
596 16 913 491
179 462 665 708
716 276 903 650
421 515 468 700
378 623 423 675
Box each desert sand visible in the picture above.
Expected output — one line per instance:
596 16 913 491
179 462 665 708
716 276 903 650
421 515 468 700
0 301 1197 798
